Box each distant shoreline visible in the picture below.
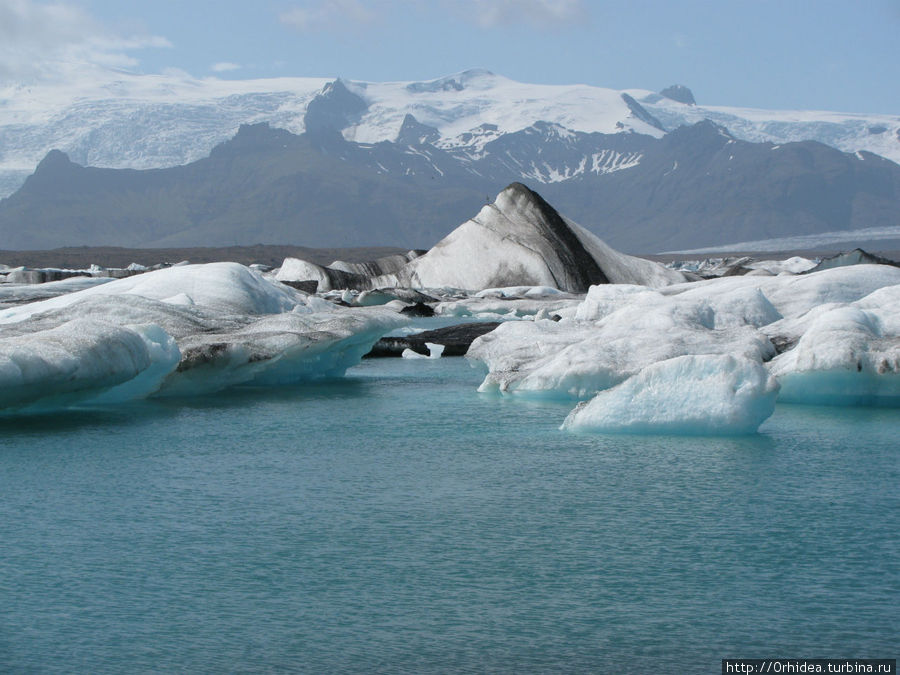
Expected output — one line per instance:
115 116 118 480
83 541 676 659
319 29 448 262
0 245 411 270
2 244 899 271
644 249 900 264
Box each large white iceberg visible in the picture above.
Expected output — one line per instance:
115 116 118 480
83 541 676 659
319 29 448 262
562 355 779 435
467 262 900 432
0 262 301 324
469 284 775 398
661 264 900 319
0 263 404 412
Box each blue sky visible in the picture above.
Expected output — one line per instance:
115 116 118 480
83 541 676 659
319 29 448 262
2 0 899 113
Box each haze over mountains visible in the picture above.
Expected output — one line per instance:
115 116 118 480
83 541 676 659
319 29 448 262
1 70 898 252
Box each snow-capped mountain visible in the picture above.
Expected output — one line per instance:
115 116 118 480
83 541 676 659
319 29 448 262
1 68 898 199
3 113 899 253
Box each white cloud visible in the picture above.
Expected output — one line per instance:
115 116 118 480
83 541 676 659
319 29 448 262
279 0 378 32
0 0 171 83
458 0 588 29
277 0 585 34
211 61 241 73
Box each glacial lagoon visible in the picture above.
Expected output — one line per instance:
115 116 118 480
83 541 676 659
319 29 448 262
2 356 897 673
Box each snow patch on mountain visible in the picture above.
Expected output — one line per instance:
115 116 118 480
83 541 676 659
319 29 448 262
640 95 900 166
1 69 898 199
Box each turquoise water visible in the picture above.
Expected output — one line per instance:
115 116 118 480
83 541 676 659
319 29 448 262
1 357 898 673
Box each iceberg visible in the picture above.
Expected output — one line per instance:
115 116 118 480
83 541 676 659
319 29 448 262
562 355 779 435
0 318 179 412
662 264 900 319
0 263 405 412
469 285 774 398
0 262 303 324
277 183 686 293
401 342 445 359
436 295 581 320
769 303 900 406
467 263 900 431
0 275 114 309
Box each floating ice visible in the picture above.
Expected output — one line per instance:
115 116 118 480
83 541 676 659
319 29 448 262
468 263 900 424
769 304 900 406
0 264 406 412
0 318 180 412
401 342 445 359
0 262 302 324
0 275 113 308
469 286 774 398
662 265 900 319
562 355 779 435
745 256 817 275
160 307 403 396
474 286 569 299
436 295 580 320
278 183 685 293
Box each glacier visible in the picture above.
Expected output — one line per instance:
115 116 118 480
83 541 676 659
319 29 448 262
2 68 898 199
0 263 404 412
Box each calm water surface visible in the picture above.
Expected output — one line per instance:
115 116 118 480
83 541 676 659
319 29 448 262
1 357 898 673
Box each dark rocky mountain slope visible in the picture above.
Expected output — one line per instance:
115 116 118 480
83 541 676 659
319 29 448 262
1 109 898 253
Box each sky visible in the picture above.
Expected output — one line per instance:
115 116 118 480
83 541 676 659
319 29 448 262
1 0 899 113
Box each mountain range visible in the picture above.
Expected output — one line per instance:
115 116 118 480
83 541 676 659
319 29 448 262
1 70 899 252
